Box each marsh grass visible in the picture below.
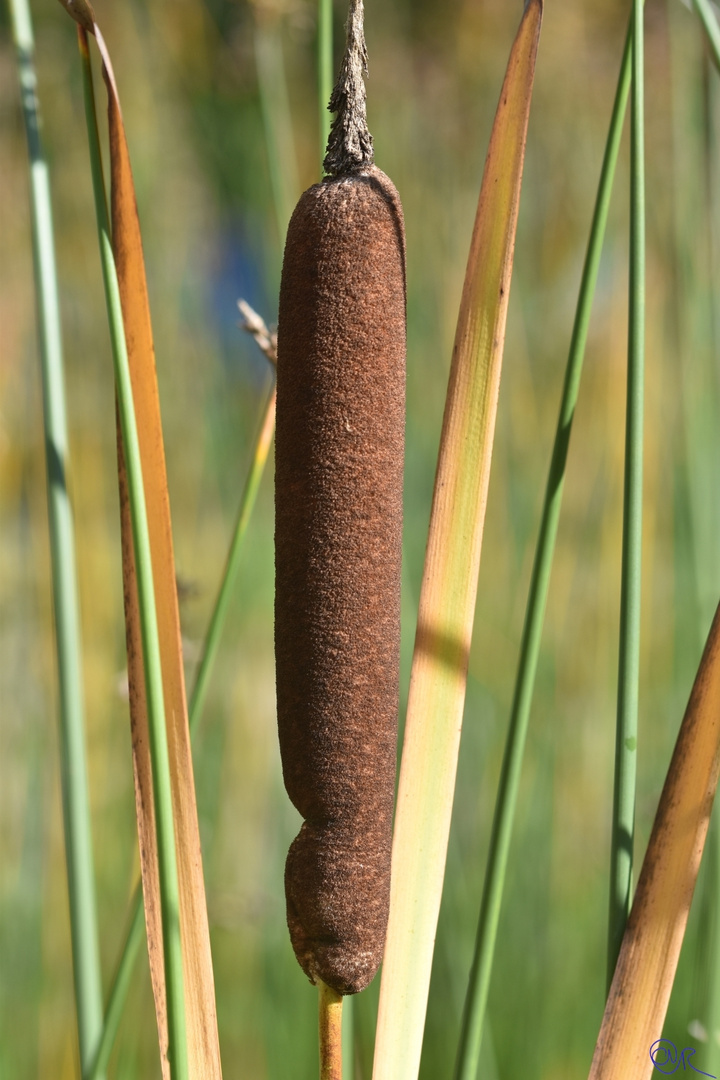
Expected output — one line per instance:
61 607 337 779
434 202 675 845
6 1 104 1074
77 24 188 1077
454 19 632 1077
88 308 276 1078
607 0 645 986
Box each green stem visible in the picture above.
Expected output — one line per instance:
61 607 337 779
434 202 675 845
608 0 645 988
89 897 146 1080
319 0 333 174
87 383 277 1080
7 2 104 1076
697 41 720 1077
187 385 276 730
254 13 299 242
453 18 633 1080
78 30 188 1080
704 814 720 1079
693 0 720 73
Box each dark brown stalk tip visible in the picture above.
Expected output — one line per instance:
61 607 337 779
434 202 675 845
323 0 374 177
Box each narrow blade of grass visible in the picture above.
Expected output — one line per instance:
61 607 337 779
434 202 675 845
8 0 104 1074
75 23 189 1080
342 995 354 1080
318 0 333 173
88 894 146 1080
254 8 300 242
188 336 276 729
589 599 720 1079
92 21 224 1077
706 62 720 1076
372 5 543 1078
607 0 645 987
693 0 720 73
65 8 228 1075
704 816 720 1080
87 325 276 1080
453 19 633 1080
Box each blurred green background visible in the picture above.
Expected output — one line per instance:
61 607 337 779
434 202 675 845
1 0 720 1076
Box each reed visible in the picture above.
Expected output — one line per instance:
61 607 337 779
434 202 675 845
374 6 542 1077
693 0 720 71
607 0 645 986
87 321 276 1078
453 17 633 1079
7 0 104 1074
76 20 188 1078
318 0 333 172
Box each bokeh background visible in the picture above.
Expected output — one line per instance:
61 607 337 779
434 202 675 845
2 0 720 1076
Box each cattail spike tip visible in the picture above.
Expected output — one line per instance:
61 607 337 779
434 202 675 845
323 0 374 177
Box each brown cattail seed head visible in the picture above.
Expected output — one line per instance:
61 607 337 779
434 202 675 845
275 166 406 994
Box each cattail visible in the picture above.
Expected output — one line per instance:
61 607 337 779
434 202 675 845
275 0 405 996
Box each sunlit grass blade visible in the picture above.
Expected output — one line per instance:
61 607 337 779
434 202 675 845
318 0 333 173
589 599 720 1080
693 0 720 72
190 303 276 729
254 6 300 242
74 23 189 1080
8 0 104 1075
88 895 145 1080
453 18 633 1080
662 5 720 1065
86 308 276 1079
372 5 543 1078
608 0 645 987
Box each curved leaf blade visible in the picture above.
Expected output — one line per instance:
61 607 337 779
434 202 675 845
95 29 223 1078
589 601 720 1080
372 4 543 1078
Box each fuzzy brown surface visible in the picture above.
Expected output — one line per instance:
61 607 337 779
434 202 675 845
275 166 405 994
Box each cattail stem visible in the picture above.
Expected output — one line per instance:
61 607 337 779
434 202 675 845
276 0 404 1007
318 979 343 1080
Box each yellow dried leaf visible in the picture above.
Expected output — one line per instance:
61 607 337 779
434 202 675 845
90 24 222 1079
372 3 543 1078
589 601 720 1080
